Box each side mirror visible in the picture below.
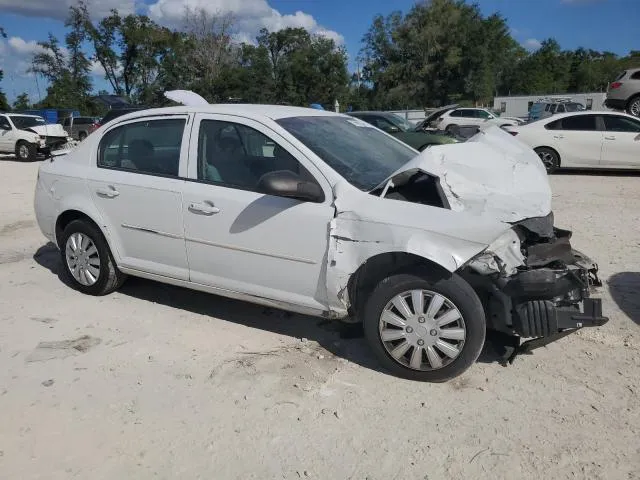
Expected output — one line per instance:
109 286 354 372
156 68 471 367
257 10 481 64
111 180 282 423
257 170 324 203
384 125 400 133
0 123 11 131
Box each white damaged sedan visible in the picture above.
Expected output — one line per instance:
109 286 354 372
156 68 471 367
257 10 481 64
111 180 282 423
34 99 608 381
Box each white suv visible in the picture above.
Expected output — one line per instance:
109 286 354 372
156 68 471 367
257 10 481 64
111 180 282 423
434 107 519 132
33 101 607 381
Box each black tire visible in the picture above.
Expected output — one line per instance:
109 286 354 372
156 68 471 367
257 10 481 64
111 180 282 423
362 270 486 382
626 95 640 118
534 146 560 174
15 140 37 162
445 124 458 135
59 219 126 295
78 131 87 141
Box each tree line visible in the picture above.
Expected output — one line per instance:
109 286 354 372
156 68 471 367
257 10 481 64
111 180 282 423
1 0 638 114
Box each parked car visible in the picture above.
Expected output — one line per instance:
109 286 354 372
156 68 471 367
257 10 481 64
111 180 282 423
0 113 69 161
95 107 149 131
34 100 607 382
430 107 519 132
505 111 640 173
605 68 640 117
348 111 456 150
528 99 585 122
60 116 100 140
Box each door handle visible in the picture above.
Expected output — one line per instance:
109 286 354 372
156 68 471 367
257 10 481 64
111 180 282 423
553 135 564 139
604 136 616 140
96 186 119 198
188 202 220 215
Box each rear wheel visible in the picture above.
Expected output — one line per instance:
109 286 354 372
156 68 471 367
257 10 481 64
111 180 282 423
534 147 560 173
15 141 36 162
59 219 126 295
626 96 640 117
362 271 486 382
78 131 87 141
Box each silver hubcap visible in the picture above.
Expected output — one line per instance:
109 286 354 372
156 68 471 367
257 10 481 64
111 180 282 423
537 150 555 169
18 145 29 158
65 233 100 286
379 290 466 371
630 100 640 117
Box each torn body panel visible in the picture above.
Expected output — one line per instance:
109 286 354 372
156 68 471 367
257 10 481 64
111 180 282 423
325 182 515 315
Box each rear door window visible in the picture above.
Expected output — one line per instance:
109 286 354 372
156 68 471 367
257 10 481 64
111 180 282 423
98 118 186 177
631 71 640 80
558 115 598 131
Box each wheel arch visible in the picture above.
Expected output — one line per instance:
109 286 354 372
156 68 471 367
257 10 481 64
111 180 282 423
346 252 453 318
54 208 121 264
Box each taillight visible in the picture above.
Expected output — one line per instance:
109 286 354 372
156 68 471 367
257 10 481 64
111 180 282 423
610 82 623 89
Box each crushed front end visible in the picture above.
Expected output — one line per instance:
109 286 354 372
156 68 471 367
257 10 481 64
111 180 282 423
462 212 608 361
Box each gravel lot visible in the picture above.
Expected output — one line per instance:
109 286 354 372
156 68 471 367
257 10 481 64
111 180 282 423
0 156 638 479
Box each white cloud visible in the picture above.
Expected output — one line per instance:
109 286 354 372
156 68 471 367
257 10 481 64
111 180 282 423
523 38 542 51
90 60 106 77
147 0 344 44
8 36 46 56
0 0 136 21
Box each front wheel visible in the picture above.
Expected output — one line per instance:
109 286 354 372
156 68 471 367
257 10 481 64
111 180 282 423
362 271 486 382
59 219 127 295
15 141 37 162
534 147 560 173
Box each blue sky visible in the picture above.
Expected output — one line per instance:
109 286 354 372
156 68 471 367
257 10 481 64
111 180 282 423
0 0 638 104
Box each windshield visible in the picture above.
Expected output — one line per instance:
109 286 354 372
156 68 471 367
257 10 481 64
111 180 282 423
389 114 413 132
277 116 417 191
11 116 46 129
565 103 585 112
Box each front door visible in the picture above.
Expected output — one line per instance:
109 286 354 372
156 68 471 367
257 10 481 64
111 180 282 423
87 115 190 280
182 114 334 311
600 114 640 168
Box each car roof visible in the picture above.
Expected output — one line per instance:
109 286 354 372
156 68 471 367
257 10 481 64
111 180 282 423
521 110 638 127
6 113 42 118
108 104 347 125
349 111 392 115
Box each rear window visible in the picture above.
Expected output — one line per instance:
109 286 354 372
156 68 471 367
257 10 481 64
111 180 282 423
614 71 627 81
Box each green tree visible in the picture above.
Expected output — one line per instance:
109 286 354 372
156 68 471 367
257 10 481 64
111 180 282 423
13 93 30 111
31 5 93 110
82 6 176 102
256 27 348 106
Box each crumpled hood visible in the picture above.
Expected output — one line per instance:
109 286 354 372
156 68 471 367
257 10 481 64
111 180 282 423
25 124 68 138
375 125 552 223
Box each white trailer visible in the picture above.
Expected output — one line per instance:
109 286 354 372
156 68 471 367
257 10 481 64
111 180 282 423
493 92 608 118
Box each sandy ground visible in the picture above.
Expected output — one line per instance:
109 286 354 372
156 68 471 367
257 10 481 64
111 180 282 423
0 155 638 480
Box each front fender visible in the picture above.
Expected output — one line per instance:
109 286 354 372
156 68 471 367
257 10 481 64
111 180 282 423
325 216 488 315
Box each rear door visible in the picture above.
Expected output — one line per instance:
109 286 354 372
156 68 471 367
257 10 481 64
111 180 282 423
551 114 602 167
87 115 190 279
600 114 640 168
